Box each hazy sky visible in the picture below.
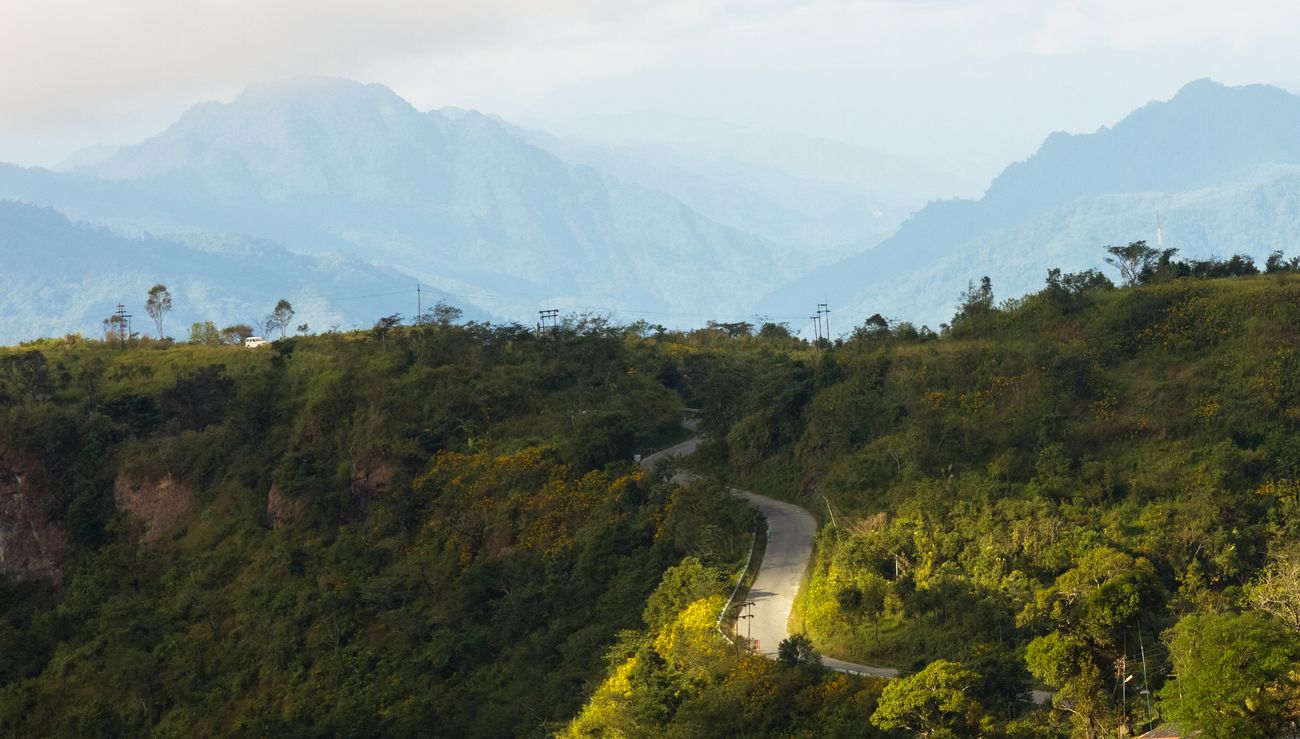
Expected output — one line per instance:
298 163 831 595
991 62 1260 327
5 0 1300 192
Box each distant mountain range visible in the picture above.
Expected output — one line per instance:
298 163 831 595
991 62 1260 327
0 78 798 335
760 79 1300 330
7 76 1300 342
517 112 952 254
0 201 457 344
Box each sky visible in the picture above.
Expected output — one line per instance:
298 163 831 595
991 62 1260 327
5 0 1300 193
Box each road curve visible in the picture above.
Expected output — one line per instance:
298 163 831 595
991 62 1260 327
640 433 1051 704
733 490 899 677
640 434 889 677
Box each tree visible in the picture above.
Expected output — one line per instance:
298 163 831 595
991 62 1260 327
836 579 887 638
0 351 52 400
145 284 172 338
372 314 402 344
266 299 295 340
776 633 821 668
1104 241 1160 287
643 557 725 632
625 648 684 728
861 577 888 638
1025 632 1108 738
1266 250 1300 274
188 321 221 346
871 659 985 738
1159 611 1300 738
1020 547 1158 650
757 321 793 342
836 586 864 632
706 320 754 339
854 313 892 342
1248 545 1300 631
220 324 254 345
102 312 129 343
419 301 463 327
955 276 994 319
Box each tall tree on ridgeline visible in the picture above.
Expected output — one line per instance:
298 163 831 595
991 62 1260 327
145 284 172 338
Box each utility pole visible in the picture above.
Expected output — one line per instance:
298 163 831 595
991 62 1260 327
817 303 830 342
416 283 422 324
1116 652 1131 736
113 303 132 344
735 601 756 653
810 315 822 343
1138 630 1154 732
537 309 560 335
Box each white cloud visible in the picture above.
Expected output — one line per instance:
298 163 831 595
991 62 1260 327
1030 0 1300 55
2 0 1300 171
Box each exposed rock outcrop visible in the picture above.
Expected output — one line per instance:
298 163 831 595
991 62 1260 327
113 472 194 542
0 462 68 582
265 485 305 529
342 459 399 521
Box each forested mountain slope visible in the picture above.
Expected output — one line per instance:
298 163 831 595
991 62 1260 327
7 267 1300 736
691 267 1300 736
0 322 749 736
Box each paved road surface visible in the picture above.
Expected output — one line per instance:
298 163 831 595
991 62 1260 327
640 432 887 678
639 432 1050 703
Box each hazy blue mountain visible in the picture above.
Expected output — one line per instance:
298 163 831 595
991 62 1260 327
0 200 460 344
836 164 1300 329
540 112 958 205
523 112 960 251
760 79 1300 331
1 78 789 325
516 122 900 254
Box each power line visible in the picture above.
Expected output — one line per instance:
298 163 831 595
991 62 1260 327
233 275 839 335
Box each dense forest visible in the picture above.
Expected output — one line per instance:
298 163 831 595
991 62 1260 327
0 318 751 736
658 253 1300 737
6 249 1300 736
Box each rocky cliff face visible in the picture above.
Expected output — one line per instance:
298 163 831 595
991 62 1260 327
113 472 194 542
0 459 68 582
265 485 305 529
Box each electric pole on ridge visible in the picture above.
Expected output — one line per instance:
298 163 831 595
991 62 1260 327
537 308 560 335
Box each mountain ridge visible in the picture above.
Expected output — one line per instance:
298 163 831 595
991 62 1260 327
1 77 794 327
760 78 1300 331
0 199 460 343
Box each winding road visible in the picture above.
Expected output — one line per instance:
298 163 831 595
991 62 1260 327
640 429 1051 704
640 431 892 678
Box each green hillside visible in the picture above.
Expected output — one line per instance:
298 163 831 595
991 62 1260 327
0 321 749 737
7 266 1300 737
686 267 1300 736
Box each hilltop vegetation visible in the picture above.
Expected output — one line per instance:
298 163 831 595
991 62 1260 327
7 262 1300 736
0 320 751 736
691 264 1300 736
0 200 448 344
